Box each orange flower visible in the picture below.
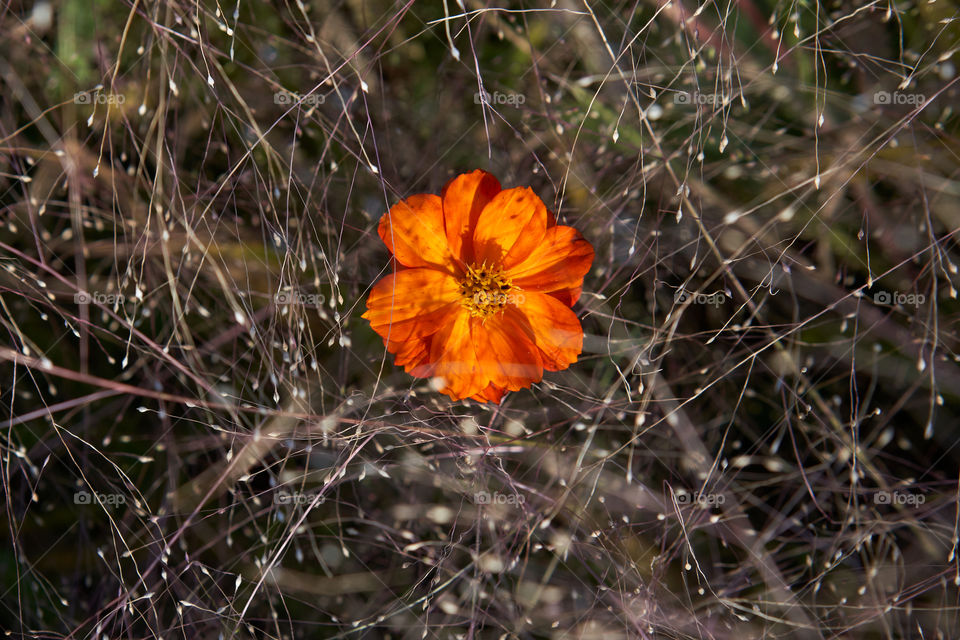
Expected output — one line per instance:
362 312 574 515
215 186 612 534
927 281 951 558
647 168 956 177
362 170 594 403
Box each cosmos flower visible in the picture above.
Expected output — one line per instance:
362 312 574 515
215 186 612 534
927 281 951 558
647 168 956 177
362 170 594 403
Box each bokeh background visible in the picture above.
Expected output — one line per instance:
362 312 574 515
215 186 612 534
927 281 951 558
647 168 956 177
1 0 959 638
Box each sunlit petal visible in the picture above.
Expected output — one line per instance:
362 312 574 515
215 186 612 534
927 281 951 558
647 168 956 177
517 291 584 371
472 187 548 269
379 194 455 272
442 169 501 263
362 269 460 344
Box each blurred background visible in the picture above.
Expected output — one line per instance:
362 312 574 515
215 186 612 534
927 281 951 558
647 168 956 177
1 0 959 637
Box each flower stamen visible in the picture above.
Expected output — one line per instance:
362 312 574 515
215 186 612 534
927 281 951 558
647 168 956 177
458 263 518 318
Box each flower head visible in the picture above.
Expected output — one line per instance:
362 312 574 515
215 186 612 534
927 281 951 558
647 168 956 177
362 170 594 403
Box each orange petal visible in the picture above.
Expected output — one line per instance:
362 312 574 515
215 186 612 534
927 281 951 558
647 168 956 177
442 170 501 263
474 308 544 391
517 291 584 371
549 285 583 307
378 194 454 271
507 225 594 300
471 382 507 404
472 187 549 269
362 268 461 344
386 335 430 371
411 310 487 401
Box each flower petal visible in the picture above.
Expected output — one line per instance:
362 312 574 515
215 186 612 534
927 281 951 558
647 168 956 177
362 268 461 344
378 194 454 271
472 187 548 269
507 225 594 302
386 335 430 371
548 286 583 307
471 382 507 404
474 308 544 391
442 170 501 263
517 291 584 371
411 310 487 400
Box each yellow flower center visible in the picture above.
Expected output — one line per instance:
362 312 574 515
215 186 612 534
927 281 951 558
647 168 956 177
458 263 517 318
